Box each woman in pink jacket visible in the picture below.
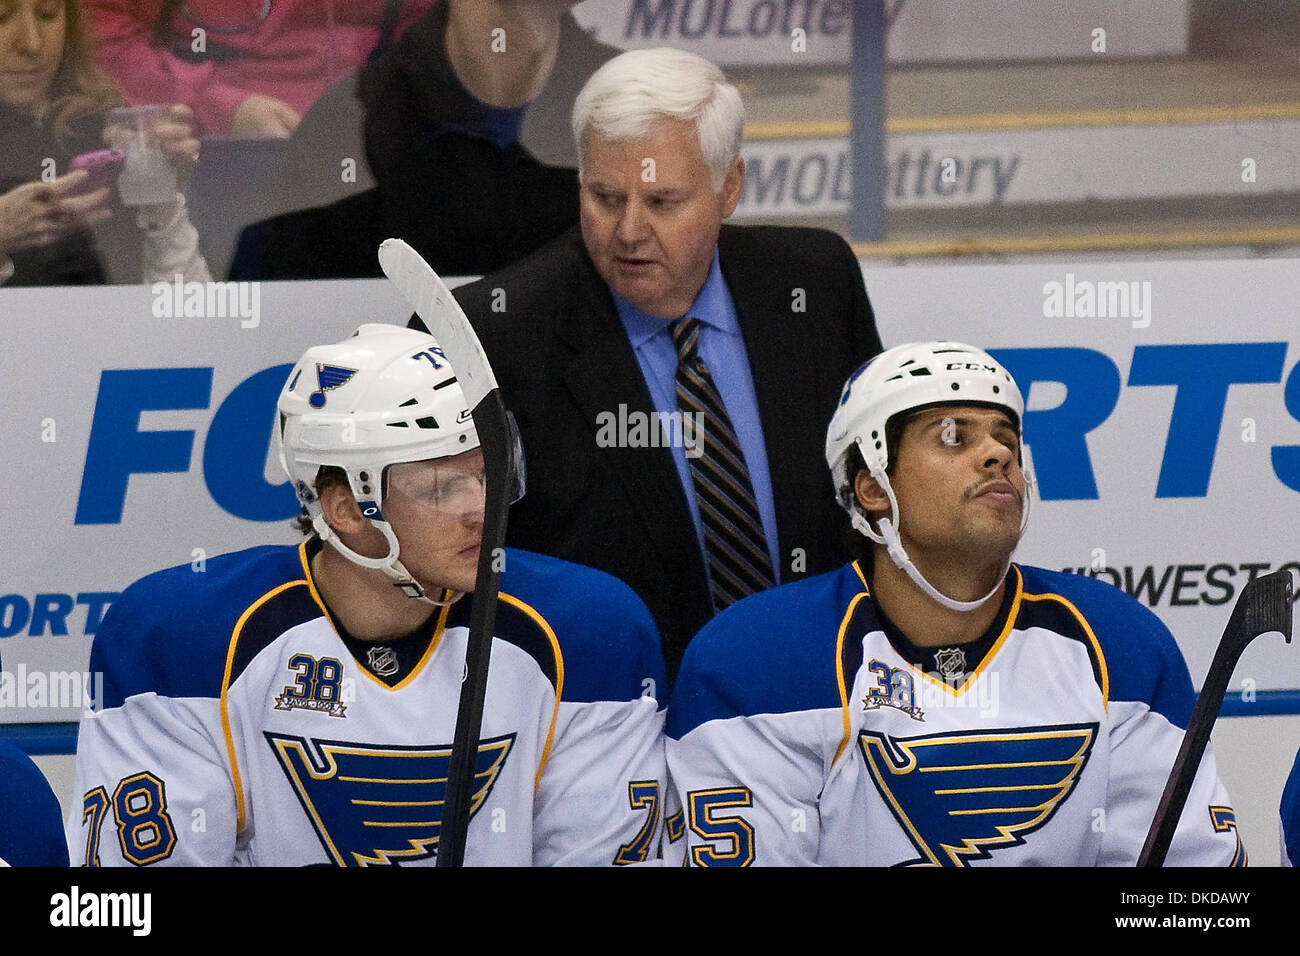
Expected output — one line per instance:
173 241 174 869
83 0 436 135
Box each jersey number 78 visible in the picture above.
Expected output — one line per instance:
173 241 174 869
81 772 178 866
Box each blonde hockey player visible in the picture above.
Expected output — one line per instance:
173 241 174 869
68 324 666 866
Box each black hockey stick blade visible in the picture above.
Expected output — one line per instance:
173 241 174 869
1138 568 1293 866
378 239 514 867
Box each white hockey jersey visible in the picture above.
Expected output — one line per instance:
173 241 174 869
667 561 1244 866
68 542 667 866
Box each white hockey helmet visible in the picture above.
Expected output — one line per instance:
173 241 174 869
277 323 504 601
825 341 1035 611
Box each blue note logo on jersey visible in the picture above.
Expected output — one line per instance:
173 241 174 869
309 363 358 408
859 723 1097 867
267 732 515 866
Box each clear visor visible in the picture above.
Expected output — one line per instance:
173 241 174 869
386 453 488 517
383 415 526 516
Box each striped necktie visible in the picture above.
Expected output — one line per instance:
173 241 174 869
669 317 776 610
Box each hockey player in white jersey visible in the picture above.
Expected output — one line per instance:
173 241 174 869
666 341 1244 866
68 324 667 866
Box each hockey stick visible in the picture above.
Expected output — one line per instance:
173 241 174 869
1138 568 1293 867
378 238 515 868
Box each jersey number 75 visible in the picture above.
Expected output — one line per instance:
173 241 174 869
687 787 754 867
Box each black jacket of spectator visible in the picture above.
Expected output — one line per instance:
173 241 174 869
230 7 617 280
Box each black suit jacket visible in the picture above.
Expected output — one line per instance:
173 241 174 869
435 224 883 678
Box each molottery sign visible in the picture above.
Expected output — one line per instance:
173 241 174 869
572 0 1188 65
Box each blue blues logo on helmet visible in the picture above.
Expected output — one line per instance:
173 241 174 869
309 364 359 408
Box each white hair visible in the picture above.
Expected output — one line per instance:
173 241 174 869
571 48 745 192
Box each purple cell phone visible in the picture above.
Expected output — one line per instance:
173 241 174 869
68 148 126 195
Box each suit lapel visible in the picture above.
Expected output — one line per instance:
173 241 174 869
557 241 708 587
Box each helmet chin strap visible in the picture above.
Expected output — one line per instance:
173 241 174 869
312 514 465 606
854 458 1029 613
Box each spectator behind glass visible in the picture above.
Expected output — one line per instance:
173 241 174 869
0 0 210 286
82 0 436 137
230 0 618 280
276 0 602 215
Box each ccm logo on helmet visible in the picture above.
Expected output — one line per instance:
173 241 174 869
946 362 999 373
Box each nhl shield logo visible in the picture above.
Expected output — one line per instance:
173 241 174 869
367 645 400 678
933 647 967 682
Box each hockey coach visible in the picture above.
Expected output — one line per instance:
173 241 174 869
666 342 1245 866
429 48 884 679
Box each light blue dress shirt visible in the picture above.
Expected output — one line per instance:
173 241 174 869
612 250 782 583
